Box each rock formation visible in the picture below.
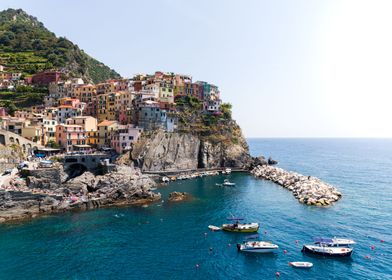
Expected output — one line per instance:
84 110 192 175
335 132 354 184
0 165 160 223
130 128 252 172
251 165 342 206
168 191 191 202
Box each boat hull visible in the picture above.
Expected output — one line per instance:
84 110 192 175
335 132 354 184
222 224 259 233
237 244 278 253
301 245 353 257
289 262 313 268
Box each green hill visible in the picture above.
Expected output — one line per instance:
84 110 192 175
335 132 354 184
0 8 120 83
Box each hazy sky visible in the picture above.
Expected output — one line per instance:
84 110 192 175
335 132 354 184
1 0 392 137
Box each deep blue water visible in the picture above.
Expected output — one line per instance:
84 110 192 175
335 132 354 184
0 139 391 279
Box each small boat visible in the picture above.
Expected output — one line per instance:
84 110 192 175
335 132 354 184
161 176 170 183
222 218 259 233
289 262 313 268
208 225 221 231
301 244 353 257
237 234 278 253
223 179 235 186
215 183 223 187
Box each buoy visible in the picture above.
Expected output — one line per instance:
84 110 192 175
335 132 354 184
209 247 213 251
275 271 280 278
283 249 287 254
295 240 299 244
204 232 208 237
365 255 371 259
380 239 385 243
371 245 375 250
195 264 200 269
264 230 268 235
228 243 232 247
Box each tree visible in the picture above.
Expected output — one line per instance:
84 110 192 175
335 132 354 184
46 139 60 149
220 103 232 120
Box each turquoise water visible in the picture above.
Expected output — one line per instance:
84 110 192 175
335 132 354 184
0 139 391 279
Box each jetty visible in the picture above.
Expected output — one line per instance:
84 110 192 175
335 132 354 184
251 165 342 206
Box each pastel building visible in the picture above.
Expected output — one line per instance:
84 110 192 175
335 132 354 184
110 124 143 153
55 124 87 152
21 126 43 144
42 119 58 142
97 120 118 147
115 91 133 124
56 99 86 124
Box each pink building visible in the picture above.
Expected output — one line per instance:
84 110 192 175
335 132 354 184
55 124 87 152
0 107 7 117
110 124 143 153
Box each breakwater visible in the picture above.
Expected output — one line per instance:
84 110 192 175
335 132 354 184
251 165 342 206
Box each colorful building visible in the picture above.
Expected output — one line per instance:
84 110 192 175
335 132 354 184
55 124 87 152
32 71 61 86
110 124 143 153
97 120 118 147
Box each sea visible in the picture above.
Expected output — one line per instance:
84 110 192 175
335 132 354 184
0 138 391 280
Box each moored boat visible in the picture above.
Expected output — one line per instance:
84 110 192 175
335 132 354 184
223 179 235 186
289 262 313 268
222 218 259 233
208 225 221 231
237 234 278 253
301 244 353 257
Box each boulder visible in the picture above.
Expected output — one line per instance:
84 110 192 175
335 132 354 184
168 192 191 202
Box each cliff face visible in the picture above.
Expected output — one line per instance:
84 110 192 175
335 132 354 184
130 125 252 172
131 131 200 172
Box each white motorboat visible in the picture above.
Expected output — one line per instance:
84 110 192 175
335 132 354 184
289 262 313 268
237 234 278 253
302 244 353 257
161 176 170 183
208 225 221 231
223 179 235 186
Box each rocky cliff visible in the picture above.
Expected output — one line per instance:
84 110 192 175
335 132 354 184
0 165 160 223
129 123 253 172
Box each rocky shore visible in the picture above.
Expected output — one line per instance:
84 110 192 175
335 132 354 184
251 165 342 206
0 165 160 223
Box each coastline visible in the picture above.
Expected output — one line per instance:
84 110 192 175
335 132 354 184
0 162 343 224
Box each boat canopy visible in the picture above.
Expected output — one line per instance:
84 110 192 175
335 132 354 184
227 217 244 221
245 234 259 240
313 237 333 243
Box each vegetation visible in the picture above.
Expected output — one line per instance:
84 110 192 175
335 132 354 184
0 9 120 83
46 139 60 149
0 90 45 112
173 96 241 145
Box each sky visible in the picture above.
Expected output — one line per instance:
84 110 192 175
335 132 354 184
1 0 392 138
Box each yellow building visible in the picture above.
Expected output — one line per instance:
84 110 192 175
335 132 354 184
97 120 118 147
75 84 96 103
86 131 98 146
96 82 115 95
97 93 116 122
21 126 43 144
